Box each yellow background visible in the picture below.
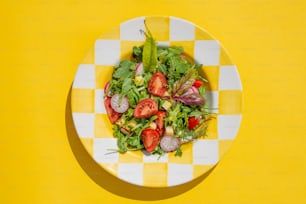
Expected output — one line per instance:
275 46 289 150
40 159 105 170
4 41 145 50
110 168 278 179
1 0 306 203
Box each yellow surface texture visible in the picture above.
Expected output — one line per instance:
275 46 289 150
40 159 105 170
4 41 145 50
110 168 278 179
1 0 306 203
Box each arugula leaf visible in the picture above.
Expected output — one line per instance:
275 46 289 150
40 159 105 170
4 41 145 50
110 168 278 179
113 60 136 80
198 86 205 96
121 78 133 95
175 147 183 157
113 125 128 153
126 87 140 108
152 145 166 157
113 66 130 79
157 47 168 57
170 55 189 74
142 21 157 72
133 46 143 62
127 135 143 149
194 123 208 138
157 63 167 75
168 46 184 56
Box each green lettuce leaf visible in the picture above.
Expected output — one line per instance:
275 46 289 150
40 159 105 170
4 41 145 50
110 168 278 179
142 21 157 72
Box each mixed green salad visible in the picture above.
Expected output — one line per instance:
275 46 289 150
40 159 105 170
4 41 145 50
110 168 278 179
104 22 209 156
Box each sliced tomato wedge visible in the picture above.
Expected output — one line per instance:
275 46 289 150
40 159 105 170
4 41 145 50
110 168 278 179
134 98 158 118
148 72 167 97
104 97 121 124
141 129 160 153
155 111 166 135
188 116 202 130
193 79 204 88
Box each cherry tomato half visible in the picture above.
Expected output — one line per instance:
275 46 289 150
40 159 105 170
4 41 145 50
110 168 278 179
141 128 160 153
134 98 158 118
193 79 204 88
148 72 167 97
104 97 121 124
188 116 202 130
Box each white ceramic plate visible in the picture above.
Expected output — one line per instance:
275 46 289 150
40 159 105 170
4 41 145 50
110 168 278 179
71 16 242 187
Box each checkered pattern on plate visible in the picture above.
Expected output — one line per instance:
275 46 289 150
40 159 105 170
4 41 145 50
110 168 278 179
71 16 242 187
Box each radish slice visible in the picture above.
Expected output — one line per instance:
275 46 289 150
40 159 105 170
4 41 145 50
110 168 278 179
110 94 129 113
135 62 144 75
104 81 112 97
160 136 180 152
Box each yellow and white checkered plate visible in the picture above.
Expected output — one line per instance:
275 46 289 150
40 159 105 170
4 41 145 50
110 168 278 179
71 16 243 187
